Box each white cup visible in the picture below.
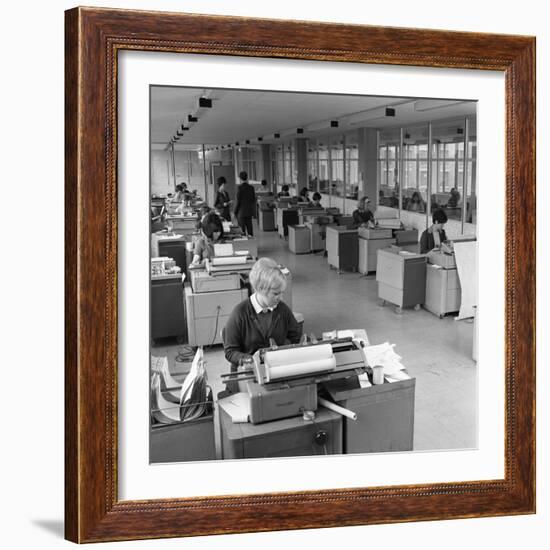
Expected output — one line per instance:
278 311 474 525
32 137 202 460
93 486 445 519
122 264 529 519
372 365 384 385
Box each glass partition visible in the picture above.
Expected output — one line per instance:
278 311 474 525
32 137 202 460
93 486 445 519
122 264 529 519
378 143 399 208
307 139 319 192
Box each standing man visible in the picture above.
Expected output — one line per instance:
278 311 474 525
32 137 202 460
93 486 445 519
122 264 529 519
233 170 256 236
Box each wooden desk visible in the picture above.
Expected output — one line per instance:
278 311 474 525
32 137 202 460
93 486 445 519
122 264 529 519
323 376 415 453
376 248 427 312
150 414 215 463
219 406 342 459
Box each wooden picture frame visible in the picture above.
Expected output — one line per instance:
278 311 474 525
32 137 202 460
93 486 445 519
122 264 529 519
65 6 536 543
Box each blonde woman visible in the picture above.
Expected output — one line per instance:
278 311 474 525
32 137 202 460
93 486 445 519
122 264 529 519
223 258 301 373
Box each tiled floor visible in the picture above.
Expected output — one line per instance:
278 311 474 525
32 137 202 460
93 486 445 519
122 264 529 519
152 221 477 459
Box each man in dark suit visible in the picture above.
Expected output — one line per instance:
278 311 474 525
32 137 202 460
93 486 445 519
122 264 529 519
233 171 256 236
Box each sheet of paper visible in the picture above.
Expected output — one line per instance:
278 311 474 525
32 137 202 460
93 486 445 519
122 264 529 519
385 370 412 383
211 256 248 265
363 342 406 375
218 392 251 423
358 373 372 388
151 374 181 423
454 240 477 320
213 243 234 257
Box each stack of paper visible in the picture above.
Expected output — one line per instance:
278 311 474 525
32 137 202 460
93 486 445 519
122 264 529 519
179 347 210 421
363 342 411 382
151 373 183 424
218 392 251 423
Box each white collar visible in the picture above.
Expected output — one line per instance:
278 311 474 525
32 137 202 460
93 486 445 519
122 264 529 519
250 293 276 314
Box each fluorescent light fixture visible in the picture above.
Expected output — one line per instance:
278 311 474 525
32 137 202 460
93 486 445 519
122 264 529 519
188 115 198 122
413 99 465 112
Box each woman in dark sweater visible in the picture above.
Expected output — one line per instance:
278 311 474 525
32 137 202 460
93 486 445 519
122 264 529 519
351 196 375 228
223 257 302 372
420 208 448 254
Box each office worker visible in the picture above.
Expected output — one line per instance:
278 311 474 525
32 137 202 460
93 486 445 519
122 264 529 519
352 196 375 227
223 257 302 377
277 184 290 198
170 183 185 202
298 187 310 203
233 170 256 236
420 208 448 254
447 187 461 208
311 192 322 208
214 177 232 221
408 191 426 213
189 212 224 267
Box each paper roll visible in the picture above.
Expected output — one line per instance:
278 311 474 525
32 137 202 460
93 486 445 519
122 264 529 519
264 343 333 368
318 396 357 421
267 357 336 380
211 256 248 265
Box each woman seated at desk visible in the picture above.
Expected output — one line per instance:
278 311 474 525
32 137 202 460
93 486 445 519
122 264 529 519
311 192 322 208
298 187 310 203
352 196 375 228
277 184 290 199
223 257 302 380
420 208 448 254
189 212 224 267
407 191 426 213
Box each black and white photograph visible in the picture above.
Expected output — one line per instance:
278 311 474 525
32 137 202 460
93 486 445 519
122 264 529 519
149 85 478 464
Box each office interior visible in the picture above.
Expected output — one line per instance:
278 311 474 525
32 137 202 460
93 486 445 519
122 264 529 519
150 86 478 463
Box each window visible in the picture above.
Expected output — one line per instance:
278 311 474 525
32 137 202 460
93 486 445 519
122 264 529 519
330 137 344 197
345 132 359 200
318 142 329 194
378 143 399 209
238 146 258 181
307 139 319 192
275 145 284 186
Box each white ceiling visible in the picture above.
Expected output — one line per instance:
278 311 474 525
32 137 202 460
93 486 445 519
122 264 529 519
151 86 477 149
